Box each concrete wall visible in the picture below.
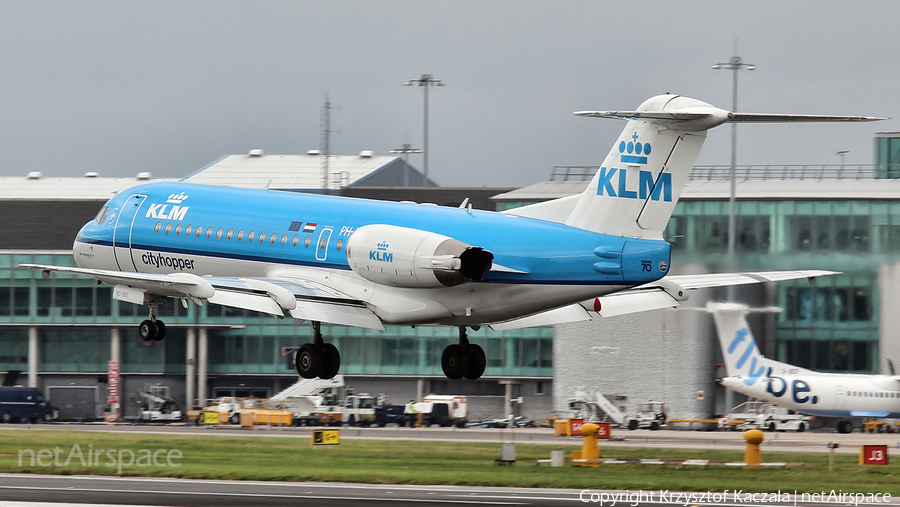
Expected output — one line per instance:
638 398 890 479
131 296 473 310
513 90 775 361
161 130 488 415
554 307 716 421
879 262 900 375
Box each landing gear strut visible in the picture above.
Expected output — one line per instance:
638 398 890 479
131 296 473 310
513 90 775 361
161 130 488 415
138 301 167 342
441 327 486 380
294 321 341 379
837 420 854 434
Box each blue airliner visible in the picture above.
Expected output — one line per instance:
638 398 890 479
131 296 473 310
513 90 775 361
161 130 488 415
20 94 880 381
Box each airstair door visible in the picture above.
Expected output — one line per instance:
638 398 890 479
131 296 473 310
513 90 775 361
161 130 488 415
112 194 147 272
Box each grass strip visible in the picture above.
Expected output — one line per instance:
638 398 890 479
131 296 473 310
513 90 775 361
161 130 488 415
0 430 897 493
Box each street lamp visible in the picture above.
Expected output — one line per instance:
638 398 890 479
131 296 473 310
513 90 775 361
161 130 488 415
837 150 849 175
403 74 446 181
390 143 423 187
712 53 754 417
711 54 755 282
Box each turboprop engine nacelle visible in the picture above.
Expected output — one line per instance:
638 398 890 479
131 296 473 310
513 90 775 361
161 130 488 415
346 224 493 288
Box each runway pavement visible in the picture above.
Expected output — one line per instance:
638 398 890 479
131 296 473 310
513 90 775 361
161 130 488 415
0 474 588 507
5 422 900 454
1 474 898 507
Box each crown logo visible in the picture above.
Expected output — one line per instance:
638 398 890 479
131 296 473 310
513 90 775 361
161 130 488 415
376 241 389 251
618 132 652 157
166 192 189 204
618 132 652 165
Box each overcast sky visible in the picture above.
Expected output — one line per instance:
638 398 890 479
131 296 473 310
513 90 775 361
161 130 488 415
1 1 898 187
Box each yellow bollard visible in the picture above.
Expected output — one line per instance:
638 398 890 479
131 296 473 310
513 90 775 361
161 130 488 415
572 422 600 467
744 429 763 470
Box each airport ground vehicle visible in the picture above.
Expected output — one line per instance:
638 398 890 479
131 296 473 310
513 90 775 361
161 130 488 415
0 387 58 423
567 388 625 425
342 391 377 426
406 395 468 428
269 375 344 426
623 401 669 430
205 397 243 424
138 388 182 421
373 403 409 427
720 400 812 432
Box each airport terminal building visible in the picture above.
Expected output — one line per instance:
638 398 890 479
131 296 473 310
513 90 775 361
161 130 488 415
5 138 900 426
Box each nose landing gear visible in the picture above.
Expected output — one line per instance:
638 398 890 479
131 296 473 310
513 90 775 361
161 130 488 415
138 300 167 342
441 327 486 380
294 321 341 379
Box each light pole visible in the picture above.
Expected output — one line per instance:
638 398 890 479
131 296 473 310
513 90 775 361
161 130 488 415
712 53 754 416
403 74 445 181
837 150 849 176
712 54 755 285
390 143 423 186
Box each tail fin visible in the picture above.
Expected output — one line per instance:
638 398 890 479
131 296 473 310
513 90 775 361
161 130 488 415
706 302 774 383
565 95 715 238
565 95 884 238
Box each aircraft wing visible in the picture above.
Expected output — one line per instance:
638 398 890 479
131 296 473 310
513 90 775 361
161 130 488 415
18 264 385 330
582 269 839 319
657 269 839 290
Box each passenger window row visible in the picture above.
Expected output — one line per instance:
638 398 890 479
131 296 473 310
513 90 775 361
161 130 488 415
153 222 312 248
847 391 899 398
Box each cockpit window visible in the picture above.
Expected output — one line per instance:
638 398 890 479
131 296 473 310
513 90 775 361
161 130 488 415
95 206 109 224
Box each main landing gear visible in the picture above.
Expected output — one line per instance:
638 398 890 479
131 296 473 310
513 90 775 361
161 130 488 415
440 327 486 380
138 302 167 342
295 321 341 380
291 323 485 381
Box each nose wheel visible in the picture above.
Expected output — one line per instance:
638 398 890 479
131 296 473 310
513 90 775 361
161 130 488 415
138 303 166 342
441 327 486 380
294 322 341 379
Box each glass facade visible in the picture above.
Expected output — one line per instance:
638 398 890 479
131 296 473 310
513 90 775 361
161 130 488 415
0 253 552 377
876 134 900 179
664 199 895 373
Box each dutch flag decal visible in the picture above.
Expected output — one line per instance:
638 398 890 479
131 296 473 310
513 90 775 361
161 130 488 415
303 223 317 233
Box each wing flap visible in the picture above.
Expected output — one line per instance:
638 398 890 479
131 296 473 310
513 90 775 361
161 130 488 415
588 290 681 318
289 300 385 331
209 290 284 317
489 304 591 331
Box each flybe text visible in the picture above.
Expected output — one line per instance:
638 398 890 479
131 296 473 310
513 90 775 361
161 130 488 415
145 204 189 221
596 168 672 202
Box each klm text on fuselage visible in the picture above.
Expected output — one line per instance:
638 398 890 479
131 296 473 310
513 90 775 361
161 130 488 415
596 168 672 202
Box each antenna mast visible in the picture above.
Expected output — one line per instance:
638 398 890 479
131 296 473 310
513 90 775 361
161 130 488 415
320 94 336 191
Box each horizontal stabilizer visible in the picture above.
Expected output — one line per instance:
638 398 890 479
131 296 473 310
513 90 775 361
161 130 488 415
576 110 885 126
727 113 886 123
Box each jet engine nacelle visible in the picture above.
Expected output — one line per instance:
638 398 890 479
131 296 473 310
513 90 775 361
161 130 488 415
346 224 493 288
